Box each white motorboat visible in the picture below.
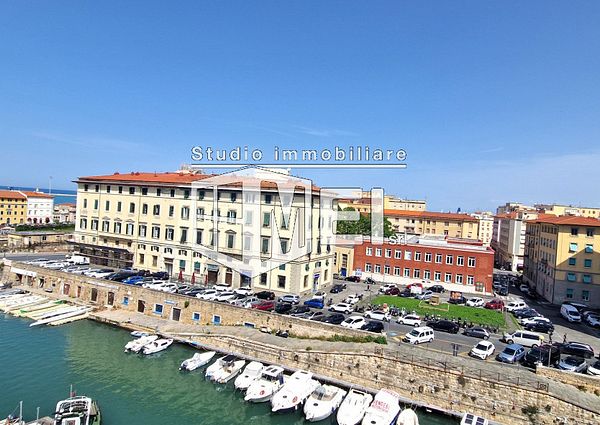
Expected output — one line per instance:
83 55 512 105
304 384 347 422
30 307 91 327
361 389 401 425
460 413 489 425
244 365 286 403
54 395 101 425
1 295 44 310
125 335 159 353
234 361 264 390
33 305 80 320
337 389 374 425
179 351 216 371
142 338 173 355
206 355 235 380
271 370 320 413
130 331 149 338
397 408 420 425
210 356 246 383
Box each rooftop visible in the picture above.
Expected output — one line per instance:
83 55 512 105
383 209 479 222
18 190 54 199
529 215 600 227
0 190 26 200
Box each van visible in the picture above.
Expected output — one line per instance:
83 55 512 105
560 304 582 323
403 326 434 344
502 330 544 348
505 301 528 313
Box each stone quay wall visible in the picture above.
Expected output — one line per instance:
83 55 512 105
1 262 370 340
537 365 600 394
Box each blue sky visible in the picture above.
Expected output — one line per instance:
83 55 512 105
1 1 599 211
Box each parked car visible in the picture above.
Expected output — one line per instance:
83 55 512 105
275 302 294 314
213 291 235 302
255 291 275 300
524 321 554 334
505 301 528 313
289 305 311 317
303 311 325 321
466 297 484 308
150 271 169 281
123 275 145 285
384 287 401 296
345 275 361 282
584 312 600 328
426 320 460 334
519 284 530 293
320 313 346 324
341 316 367 329
398 288 413 298
563 301 591 314
213 284 231 292
330 284 345 294
364 310 391 322
502 330 544 348
361 321 384 333
378 283 397 294
240 297 260 308
278 294 300 305
343 294 362 305
587 360 600 376
107 270 140 281
416 290 434 301
513 308 541 320
553 342 595 359
496 343 526 364
86 268 115 278
558 356 587 373
463 326 490 340
495 286 509 296
427 285 445 293
397 314 421 327
519 316 550 326
403 326 434 344
196 289 219 300
522 345 561 368
329 302 353 314
484 299 505 310
252 300 275 311
183 288 206 297
303 298 325 309
560 303 582 323
447 296 466 305
234 287 253 296
469 341 495 360
158 282 178 293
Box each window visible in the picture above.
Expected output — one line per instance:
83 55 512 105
227 210 236 223
260 273 267 285
445 273 452 283
467 275 474 285
280 238 288 253
570 227 578 236
277 275 286 289
394 249 401 259
196 230 203 244
169 206 174 217
116 201 122 212
94 185 99 192
566 288 574 299
179 259 186 270
384 265 390 274
183 189 190 199
393 266 400 276
154 304 164 314
93 200 98 210
374 264 381 273
129 187 135 195
153 205 160 215
424 252 432 262
142 204 148 214
435 253 442 263
129 203 135 213
139 225 147 237
456 274 463 284
375 248 382 257
567 272 576 282
569 243 578 252
166 228 174 241
118 186 123 194
181 207 190 220
583 274 592 284
366 247 373 256
180 228 188 243
170 189 175 198
197 189 205 200
365 263 372 272
265 194 272 204
80 218 87 229
585 244 593 253
141 187 148 196
404 268 410 277
467 257 476 267
414 251 421 261
84 184 88 192
152 226 160 239
423 270 431 279
192 312 201 322
113 222 121 234
102 221 109 232
586 228 594 237
83 199 87 208
91 219 98 231
384 248 392 258
457 256 464 266
156 188 161 197
261 237 270 254
446 255 453 265
126 223 134 235
584 259 592 268
580 290 590 302
568 258 576 266
413 269 420 278
434 271 441 281
227 233 235 249
263 212 271 227
404 251 412 260
122 296 129 306
230 192 237 202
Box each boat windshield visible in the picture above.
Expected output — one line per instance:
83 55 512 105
313 387 335 401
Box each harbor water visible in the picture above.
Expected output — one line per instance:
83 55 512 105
0 314 456 424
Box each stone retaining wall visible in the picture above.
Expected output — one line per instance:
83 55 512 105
537 365 600 394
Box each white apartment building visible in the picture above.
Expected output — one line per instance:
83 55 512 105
20 191 54 224
491 211 539 271
471 212 494 246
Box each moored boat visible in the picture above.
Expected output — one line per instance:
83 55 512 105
130 331 149 338
209 356 246 383
337 388 374 425
361 389 401 425
303 384 347 422
270 370 319 413
124 335 159 353
54 396 101 425
179 351 216 371
30 307 91 327
141 338 173 355
244 365 286 403
234 361 264 390
397 408 420 425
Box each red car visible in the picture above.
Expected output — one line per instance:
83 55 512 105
252 300 275 311
385 287 401 296
484 299 505 310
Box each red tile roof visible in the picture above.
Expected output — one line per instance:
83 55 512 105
384 209 479 222
530 215 600 227
0 190 26 200
19 191 53 199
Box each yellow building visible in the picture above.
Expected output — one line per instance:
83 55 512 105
385 209 479 239
0 190 27 225
73 168 335 294
535 204 600 219
339 194 426 214
333 244 355 278
524 215 600 307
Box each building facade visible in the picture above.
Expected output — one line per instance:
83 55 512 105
352 235 494 294
491 211 540 272
338 194 426 214
53 203 77 223
524 216 600 308
471 212 494 246
20 191 54 224
0 190 27 225
535 204 600 219
385 210 479 240
73 169 335 294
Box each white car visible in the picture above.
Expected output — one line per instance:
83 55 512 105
587 360 600 376
586 314 600 328
364 310 390 322
329 303 353 314
213 284 231 292
416 290 433 300
340 316 367 329
469 341 495 360
197 289 219 300
466 297 484 308
343 295 361 305
378 283 397 294
241 297 261 308
158 282 179 293
397 314 422 327
519 284 530 293
505 301 528 313
25 258 50 265
88 269 116 279
45 262 70 270
519 316 550 326
215 291 236 302
278 294 300 304
234 287 253 296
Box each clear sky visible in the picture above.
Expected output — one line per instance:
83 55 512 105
1 1 599 212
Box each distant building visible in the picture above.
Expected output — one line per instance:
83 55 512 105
0 190 27 225
524 215 600 308
7 231 73 249
471 212 494 246
338 193 426 213
352 235 494 294
491 211 540 272
535 204 600 219
53 203 77 223
385 209 479 239
19 191 54 224
495 202 535 215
